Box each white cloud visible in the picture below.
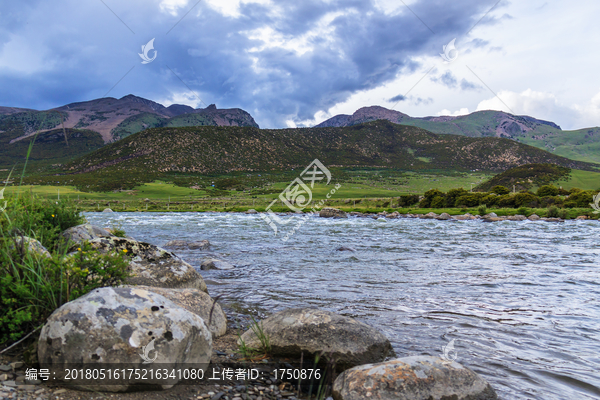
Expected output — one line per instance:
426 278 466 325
437 108 469 116
159 0 189 16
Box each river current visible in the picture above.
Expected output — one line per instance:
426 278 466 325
85 212 600 400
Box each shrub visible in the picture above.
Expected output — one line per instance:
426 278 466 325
397 195 419 207
454 194 481 207
558 188 570 196
557 209 569 219
419 189 445 208
430 196 446 208
514 193 539 208
540 196 562 207
537 185 559 197
0 194 129 345
491 185 510 195
517 207 530 216
445 188 470 207
478 205 487 216
497 195 516 208
482 194 498 207
566 190 593 208
547 206 559 218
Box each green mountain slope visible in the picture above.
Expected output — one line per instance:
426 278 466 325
58 120 597 190
317 106 600 163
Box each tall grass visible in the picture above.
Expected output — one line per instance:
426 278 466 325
0 118 130 347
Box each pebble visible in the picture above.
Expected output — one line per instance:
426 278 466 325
2 380 17 387
8 362 23 370
53 389 67 394
0 373 8 381
0 366 10 372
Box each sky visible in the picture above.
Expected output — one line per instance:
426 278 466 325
0 0 599 130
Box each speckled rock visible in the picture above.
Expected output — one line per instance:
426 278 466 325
102 208 114 213
121 285 226 338
420 212 438 219
528 214 541 221
60 224 115 250
163 240 211 250
10 236 51 258
436 213 452 220
238 308 394 370
332 356 497 400
483 212 498 219
482 217 505 223
88 237 208 293
245 209 258 214
38 287 212 392
575 215 588 220
507 215 527 221
200 258 235 271
319 208 348 218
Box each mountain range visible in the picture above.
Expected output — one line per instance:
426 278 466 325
1 95 599 173
0 95 258 168
54 120 596 191
317 106 600 163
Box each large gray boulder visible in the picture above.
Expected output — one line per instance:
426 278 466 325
163 239 211 250
332 356 497 400
38 287 212 392
528 214 541 221
319 208 348 219
238 308 394 370
121 285 226 338
507 215 527 221
61 224 115 249
200 258 235 270
88 237 208 293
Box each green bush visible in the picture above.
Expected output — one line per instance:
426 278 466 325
482 194 499 207
517 207 530 216
514 193 539 208
547 205 559 218
0 194 129 345
492 185 510 195
566 191 593 208
397 195 419 207
454 194 481 207
557 209 569 219
497 195 516 208
0 194 85 251
445 188 470 207
537 185 559 197
540 196 562 207
478 205 487 216
430 196 446 208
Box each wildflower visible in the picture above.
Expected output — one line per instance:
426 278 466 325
122 249 128 253
52 214 55 217
77 248 82 251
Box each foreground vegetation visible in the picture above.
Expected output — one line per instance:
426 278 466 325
0 193 130 346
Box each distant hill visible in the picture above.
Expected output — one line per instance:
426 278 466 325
58 120 597 191
474 164 571 192
316 106 600 163
0 95 259 168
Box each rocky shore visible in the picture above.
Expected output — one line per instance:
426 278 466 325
1 223 500 400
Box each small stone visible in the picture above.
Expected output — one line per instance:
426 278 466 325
8 363 23 370
53 389 67 394
16 384 37 391
0 373 8 381
211 392 225 400
2 381 16 387
24 379 41 385
34 389 45 394
0 366 10 372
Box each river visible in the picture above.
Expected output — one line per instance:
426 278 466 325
85 212 600 400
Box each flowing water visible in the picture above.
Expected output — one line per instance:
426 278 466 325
86 212 600 399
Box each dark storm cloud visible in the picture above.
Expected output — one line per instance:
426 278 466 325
0 0 506 127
